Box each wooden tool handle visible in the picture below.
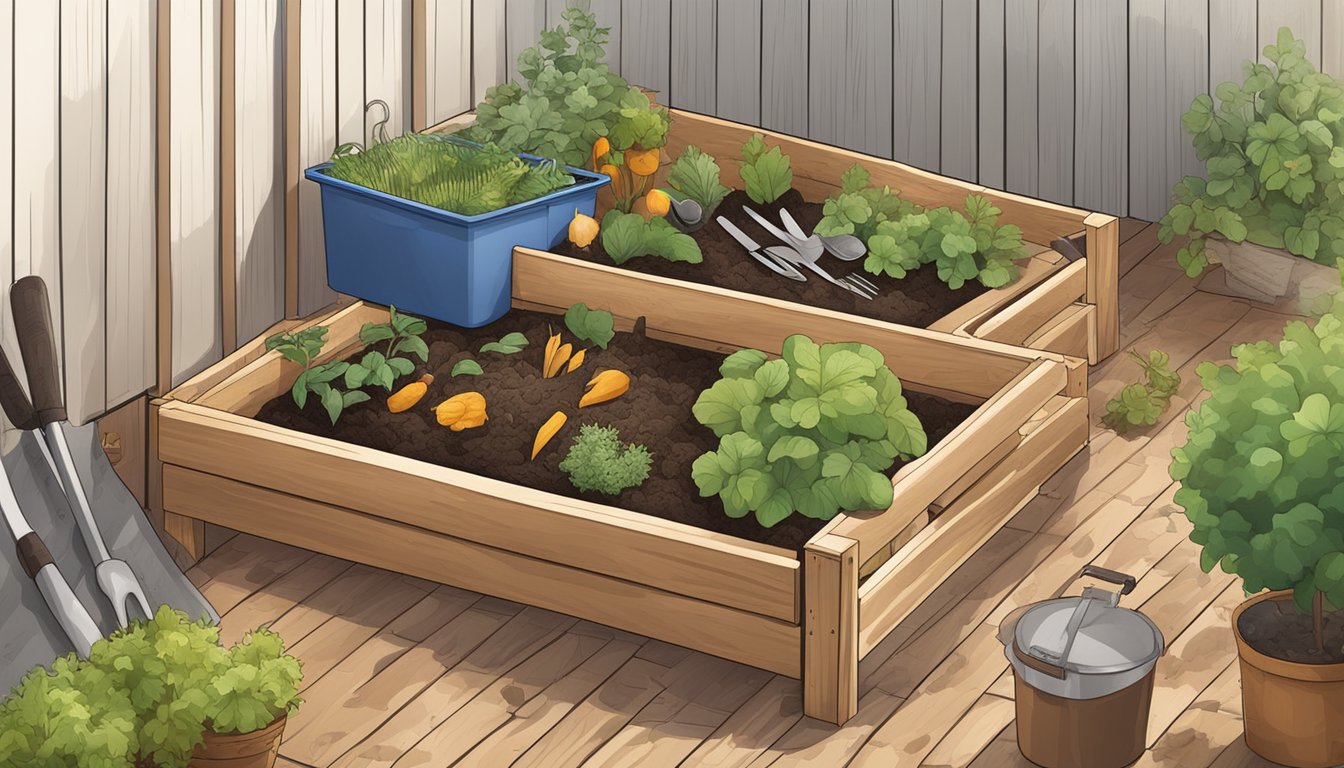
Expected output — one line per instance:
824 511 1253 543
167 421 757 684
11 276 65 425
0 346 38 431
16 532 53 580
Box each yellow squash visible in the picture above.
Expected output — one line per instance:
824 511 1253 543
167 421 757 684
531 411 568 460
387 373 434 413
434 391 488 431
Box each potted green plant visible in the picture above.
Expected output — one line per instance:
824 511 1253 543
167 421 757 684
1170 266 1344 767
1157 27 1344 311
0 653 136 768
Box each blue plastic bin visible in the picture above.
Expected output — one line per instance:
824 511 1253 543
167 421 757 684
304 155 609 327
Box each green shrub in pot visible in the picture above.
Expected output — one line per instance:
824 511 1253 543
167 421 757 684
1157 27 1344 278
0 654 136 768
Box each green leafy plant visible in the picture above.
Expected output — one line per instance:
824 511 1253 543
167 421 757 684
480 331 530 355
816 164 921 243
922 196 1028 289
0 654 135 768
206 629 303 736
559 424 653 495
1171 266 1344 654
600 210 703 265
266 327 371 424
594 90 672 212
451 359 484 377
1103 350 1183 433
667 145 730 216
739 133 793 205
1157 28 1344 277
691 335 928 527
347 307 429 391
465 8 637 169
564 302 615 349
324 134 574 216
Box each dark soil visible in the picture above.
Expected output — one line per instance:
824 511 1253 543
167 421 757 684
1237 597 1344 664
254 310 977 552
552 189 992 328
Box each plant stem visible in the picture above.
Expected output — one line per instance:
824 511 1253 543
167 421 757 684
1314 590 1327 655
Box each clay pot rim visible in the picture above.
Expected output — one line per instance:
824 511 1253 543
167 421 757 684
1232 589 1344 682
203 713 288 737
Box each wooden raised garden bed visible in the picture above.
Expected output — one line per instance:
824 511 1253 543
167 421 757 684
152 281 1087 725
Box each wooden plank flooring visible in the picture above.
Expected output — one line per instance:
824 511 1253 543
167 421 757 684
191 221 1287 767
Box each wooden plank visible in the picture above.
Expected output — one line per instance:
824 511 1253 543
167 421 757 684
856 395 1087 655
165 315 302 404
472 0 507 100
940 0 977 181
752 689 904 766
187 533 318 615
679 675 804 766
1025 303 1095 362
60 0 108 424
1145 583 1245 747
296 0 338 316
1086 211 1121 358
827 360 1069 561
891 0 940 170
1165 0 1209 198
977 0 1006 189
216 553 352 647
97 397 148 507
1074 0 1127 216
1326 0 1344 79
1209 0 1258 89
365 0 410 138
0 0 12 440
809 0 892 158
162 465 804 676
1137 662 1244 768
412 0 426 130
282 0 298 319
1127 0 1166 216
220 0 237 354
1036 0 1073 205
931 250 1070 335
804 534 859 725
715 0 761 125
924 693 1017 767
759 0 807 136
1003 0 1039 198
1258 0 1321 66
505 0 546 86
425 0 471 125
670 0 716 113
335 0 365 145
159 401 800 622
514 249 1045 399
621 0 671 96
170 0 223 385
234 0 286 346
974 260 1088 345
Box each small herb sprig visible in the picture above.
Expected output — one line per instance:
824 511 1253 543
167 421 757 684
265 327 371 425
347 307 430 391
1103 350 1182 433
740 133 793 205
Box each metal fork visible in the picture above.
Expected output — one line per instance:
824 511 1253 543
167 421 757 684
743 207 878 299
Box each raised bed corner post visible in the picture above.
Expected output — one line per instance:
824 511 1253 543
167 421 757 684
1084 212 1120 360
803 534 859 725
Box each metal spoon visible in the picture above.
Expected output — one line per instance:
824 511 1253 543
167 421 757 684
779 209 867 261
667 197 705 233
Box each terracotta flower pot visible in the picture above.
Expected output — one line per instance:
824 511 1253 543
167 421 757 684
1233 590 1344 768
188 715 287 768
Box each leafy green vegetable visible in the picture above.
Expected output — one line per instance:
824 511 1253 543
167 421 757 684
667 145 730 215
816 164 920 242
599 210 703 265
559 424 653 495
480 331 530 355
360 306 430 363
923 196 1028 290
1171 266 1344 646
0 653 136 768
739 133 793 205
207 628 303 735
325 133 574 216
564 302 615 349
451 359 484 377
865 214 931 279
266 327 371 425
1158 28 1344 276
1102 350 1182 433
691 335 927 527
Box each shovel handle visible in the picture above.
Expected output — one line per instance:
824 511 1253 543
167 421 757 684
11 276 66 425
0 346 38 431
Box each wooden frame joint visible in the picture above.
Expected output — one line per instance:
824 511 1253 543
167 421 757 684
804 533 859 724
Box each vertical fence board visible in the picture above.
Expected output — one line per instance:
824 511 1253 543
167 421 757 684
60 0 108 424
1325 0 1344 79
13 1 62 389
670 0 716 113
716 0 760 124
759 0 807 137
941 0 977 182
473 0 508 98
1127 0 1165 221
1073 0 1126 216
170 0 222 385
298 0 338 315
366 0 411 138
892 0 939 170
1036 0 1073 205
977 0 1005 189
1257 0 1320 66
1003 0 1038 196
235 0 284 345
336 0 365 145
1164 0 1207 195
0 0 14 437
1208 0 1256 88
622 0 671 96
426 0 471 124
811 0 892 158
505 0 546 86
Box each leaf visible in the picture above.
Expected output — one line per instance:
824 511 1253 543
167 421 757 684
393 335 430 362
599 210 648 265
564 302 616 349
451 359 483 377
480 331 529 355
739 137 793 205
667 145 730 214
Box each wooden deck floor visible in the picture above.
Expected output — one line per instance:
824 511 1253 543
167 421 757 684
189 219 1291 768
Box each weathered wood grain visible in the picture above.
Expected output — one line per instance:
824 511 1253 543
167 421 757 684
1036 0 1074 205
621 0 671 96
1003 0 1039 198
670 0 716 113
759 0 807 136
809 0 892 158
977 0 1006 189
891 0 939 170
1208 0 1258 88
940 0 977 182
1074 0 1127 216
716 0 762 125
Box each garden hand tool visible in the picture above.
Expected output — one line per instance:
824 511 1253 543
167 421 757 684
778 208 867 261
717 217 808 281
11 275 153 628
0 343 101 658
743 207 878 299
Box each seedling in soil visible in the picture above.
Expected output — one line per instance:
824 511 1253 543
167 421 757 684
266 326 371 425
480 331 530 355
451 359 484 377
559 424 652 495
563 302 615 349
740 133 793 205
350 307 430 391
